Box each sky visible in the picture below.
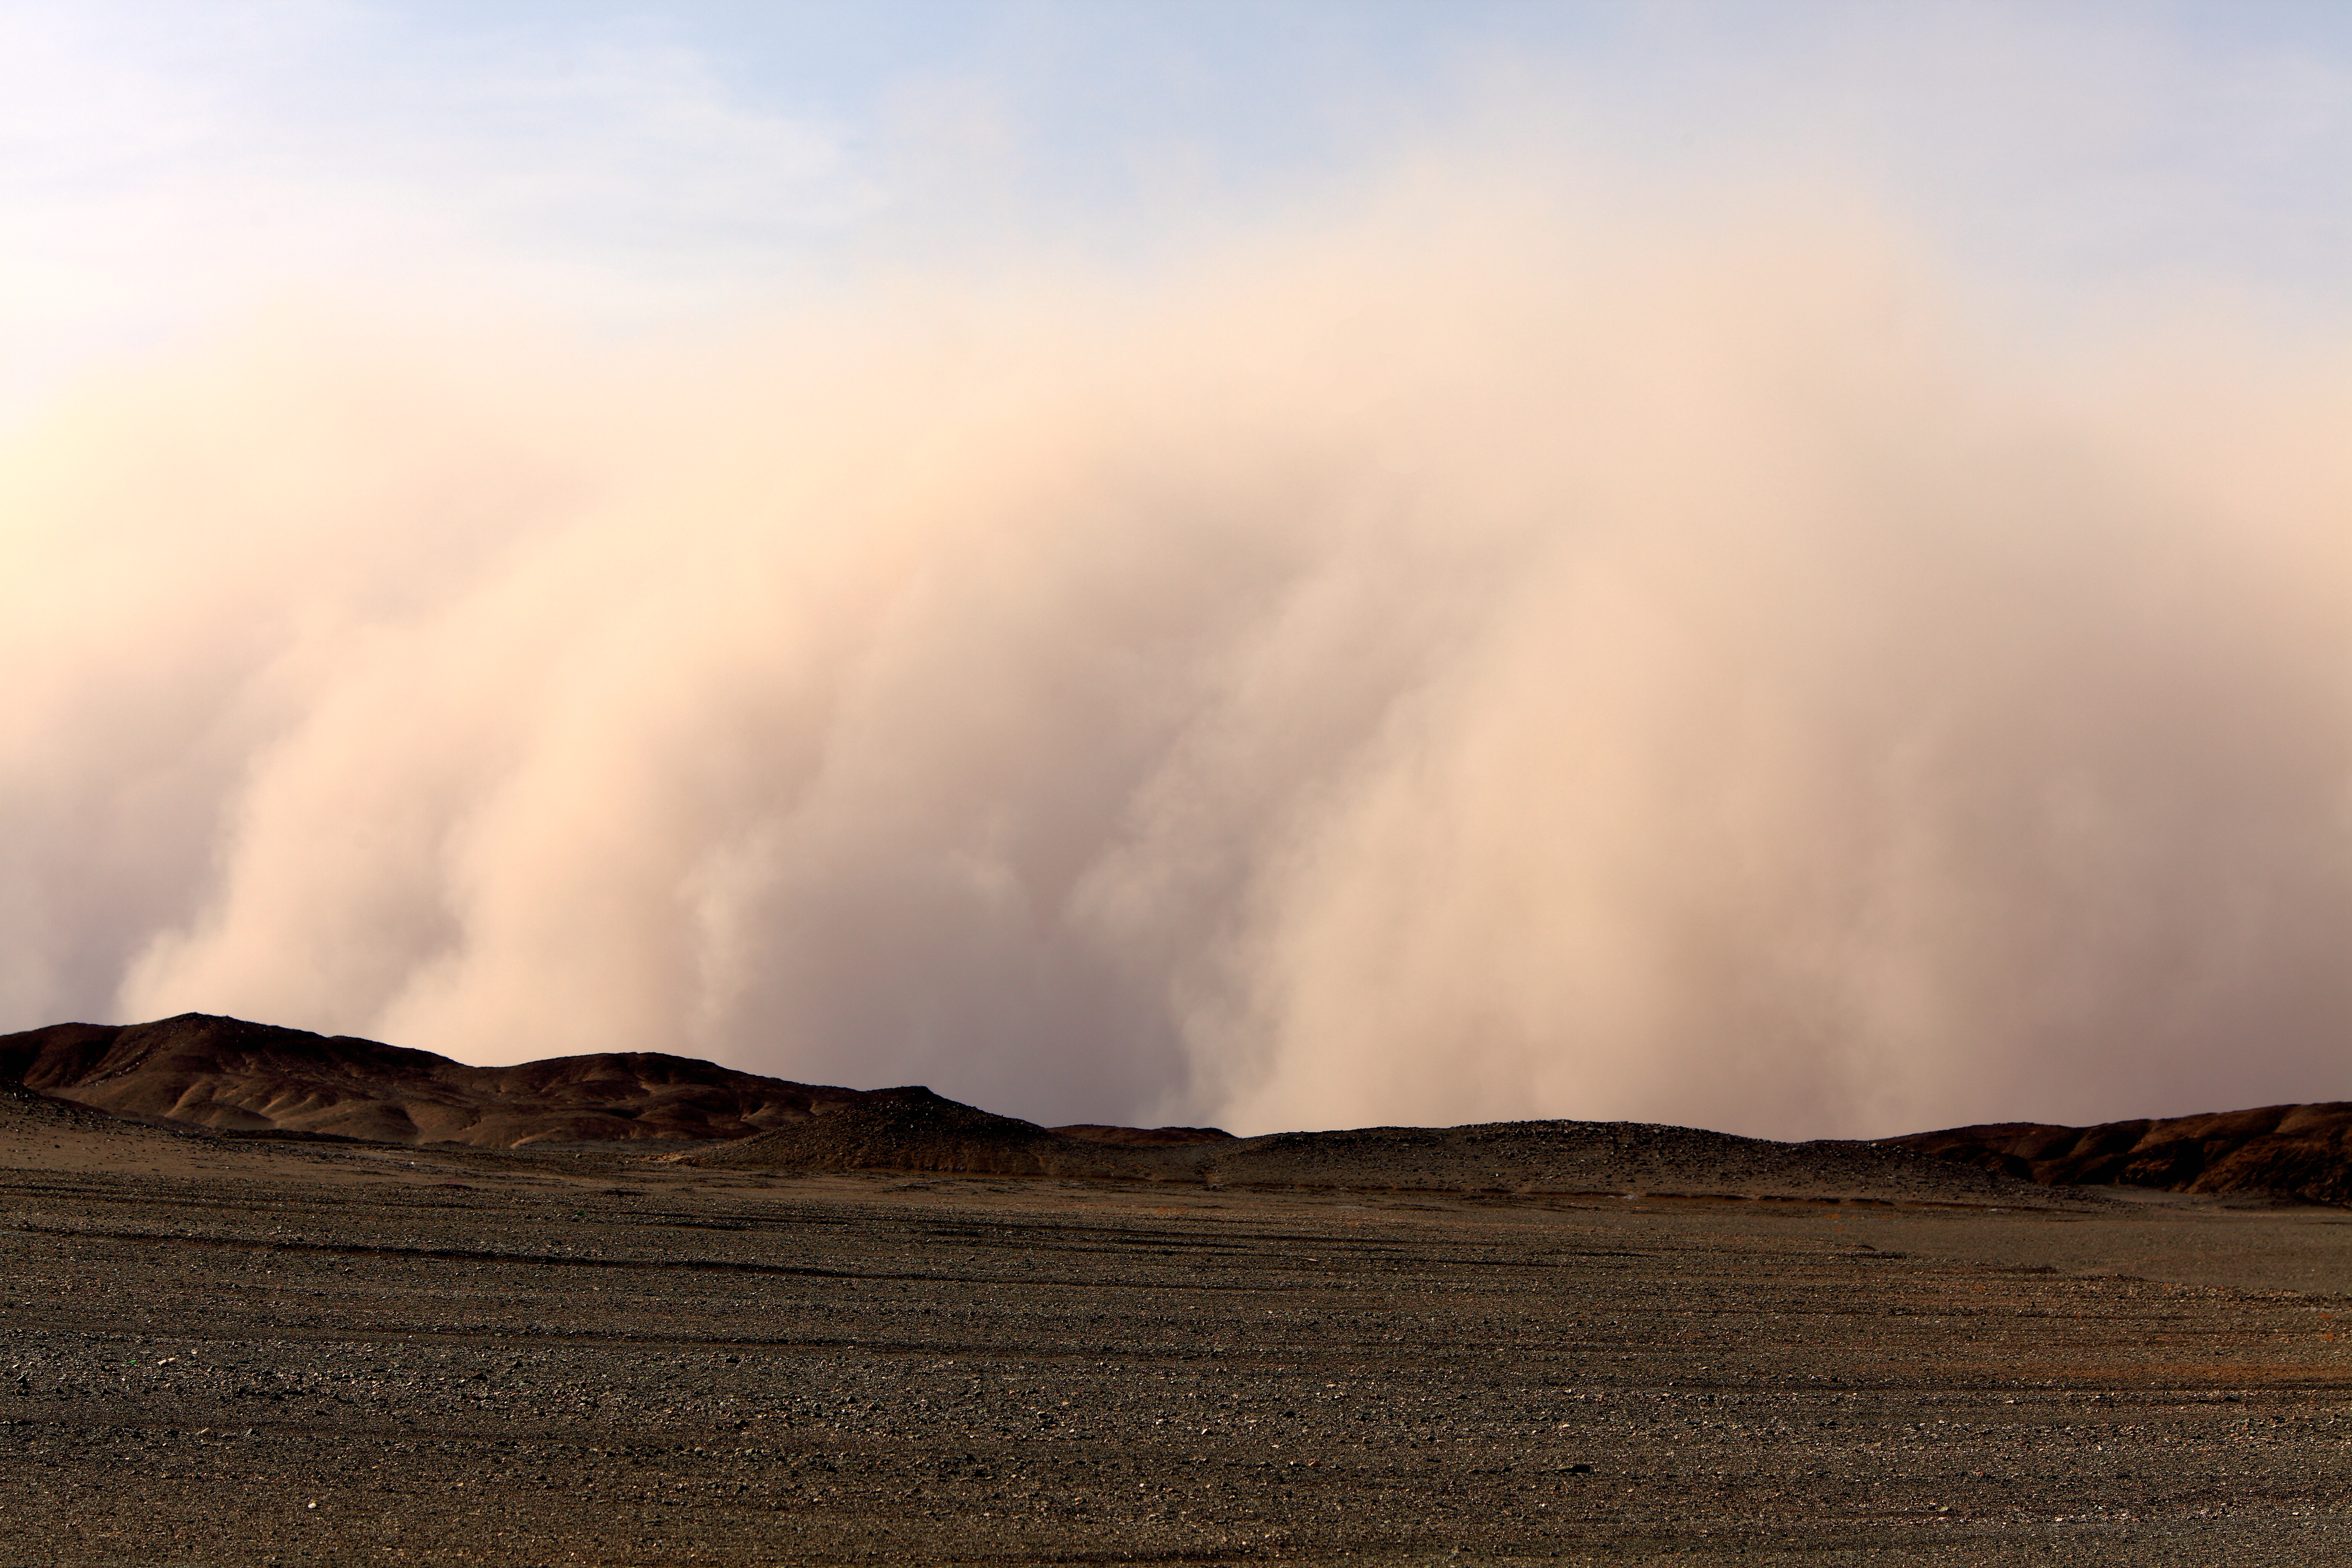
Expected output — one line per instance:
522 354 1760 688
3 1 2350 1139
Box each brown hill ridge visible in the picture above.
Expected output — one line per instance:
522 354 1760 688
0 1013 1220 1151
5 1013 2348 1206
1888 1104 2352 1207
0 1013 874 1146
690 1089 1125 1177
0 1012 2030 1201
676 1096 2068 1204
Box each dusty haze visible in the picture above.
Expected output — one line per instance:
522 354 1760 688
4 172 2348 1139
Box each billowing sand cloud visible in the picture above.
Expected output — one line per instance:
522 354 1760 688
3 176 2347 1137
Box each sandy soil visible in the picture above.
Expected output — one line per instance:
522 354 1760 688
6 1096 2352 1565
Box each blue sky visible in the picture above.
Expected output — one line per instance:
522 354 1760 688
6 0 2347 418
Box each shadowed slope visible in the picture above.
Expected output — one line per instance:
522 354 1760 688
1186 1121 2058 1201
1050 1124 1235 1147
7 1013 2346 1207
0 1072 125 1132
1889 1104 2352 1205
683 1103 2072 1204
0 1013 877 1147
0 1013 1232 1153
681 1089 1148 1178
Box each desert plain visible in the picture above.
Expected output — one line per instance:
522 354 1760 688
7 1027 2352 1565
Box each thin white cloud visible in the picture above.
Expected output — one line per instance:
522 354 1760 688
0 1 879 415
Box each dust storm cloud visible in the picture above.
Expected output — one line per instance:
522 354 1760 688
3 187 2347 1139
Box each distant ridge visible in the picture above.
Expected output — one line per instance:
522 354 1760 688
6 1013 2347 1206
0 1014 888 1148
1888 1104 2352 1207
678 1102 2071 1204
1052 1123 1235 1147
0 1012 1230 1152
685 1088 1121 1177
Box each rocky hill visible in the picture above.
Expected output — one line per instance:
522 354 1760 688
678 1094 2066 1204
1887 1103 2352 1207
0 1012 1226 1152
0 1012 885 1145
8 1012 2348 1206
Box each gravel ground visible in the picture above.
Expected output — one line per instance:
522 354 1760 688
5 1120 2352 1565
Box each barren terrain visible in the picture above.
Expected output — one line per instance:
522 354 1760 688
0 1016 892 1148
8 1076 2352 1566
1892 1104 2352 1206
